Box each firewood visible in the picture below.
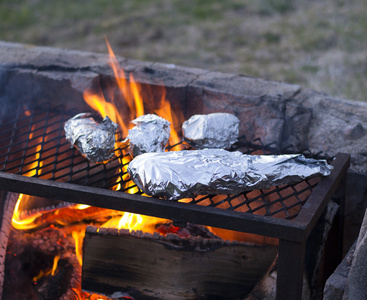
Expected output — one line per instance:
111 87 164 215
82 225 278 300
3 223 112 300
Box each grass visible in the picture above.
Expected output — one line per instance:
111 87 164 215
0 0 366 102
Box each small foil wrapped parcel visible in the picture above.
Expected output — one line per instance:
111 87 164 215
126 114 171 157
182 113 240 149
127 149 333 201
64 113 118 163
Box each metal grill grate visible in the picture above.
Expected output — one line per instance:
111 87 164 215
0 104 323 220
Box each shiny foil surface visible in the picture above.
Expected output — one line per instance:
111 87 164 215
64 113 118 164
127 149 333 201
127 114 171 157
182 113 240 149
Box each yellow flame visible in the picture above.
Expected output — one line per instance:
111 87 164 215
22 122 44 177
75 204 90 210
32 255 61 282
83 88 128 136
129 72 144 117
85 38 184 146
51 255 60 276
72 230 85 267
154 95 184 148
12 194 43 230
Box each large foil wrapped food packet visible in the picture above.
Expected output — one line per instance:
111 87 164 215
126 114 171 157
182 113 240 149
127 149 333 201
64 113 118 164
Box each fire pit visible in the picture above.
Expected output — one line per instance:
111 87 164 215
0 41 350 299
0 102 349 299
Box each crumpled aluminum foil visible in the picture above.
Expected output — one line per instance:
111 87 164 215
126 114 171 157
127 149 333 201
64 113 118 164
182 113 240 149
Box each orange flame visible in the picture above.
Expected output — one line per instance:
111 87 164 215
12 194 43 230
105 155 169 233
51 254 61 276
22 123 44 177
84 38 183 146
12 40 187 299
72 229 85 267
154 94 183 147
83 39 185 233
32 254 61 282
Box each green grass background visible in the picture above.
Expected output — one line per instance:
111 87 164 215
1 0 366 101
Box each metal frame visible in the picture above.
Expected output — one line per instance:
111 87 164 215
0 153 350 299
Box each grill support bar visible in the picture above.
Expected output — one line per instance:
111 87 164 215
277 239 306 300
0 153 350 299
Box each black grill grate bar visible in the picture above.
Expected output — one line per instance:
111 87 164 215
0 109 73 171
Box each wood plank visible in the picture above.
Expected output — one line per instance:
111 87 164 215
82 226 278 300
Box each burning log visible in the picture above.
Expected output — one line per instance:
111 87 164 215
12 195 125 231
3 221 112 300
82 225 278 300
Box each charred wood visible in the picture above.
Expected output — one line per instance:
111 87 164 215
2 224 111 300
82 225 278 300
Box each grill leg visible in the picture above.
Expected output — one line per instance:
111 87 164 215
276 239 306 300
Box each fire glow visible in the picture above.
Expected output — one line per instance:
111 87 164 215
12 39 184 232
10 39 187 298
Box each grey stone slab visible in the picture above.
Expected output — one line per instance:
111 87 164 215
344 209 367 300
191 72 301 100
323 242 355 300
288 89 367 174
0 41 112 70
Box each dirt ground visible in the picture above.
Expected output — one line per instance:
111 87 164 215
1 0 366 102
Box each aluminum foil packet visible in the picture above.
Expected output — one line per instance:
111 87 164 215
182 113 240 149
126 114 171 157
127 149 333 201
64 113 118 164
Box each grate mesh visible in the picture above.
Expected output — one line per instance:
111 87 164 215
0 104 324 220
